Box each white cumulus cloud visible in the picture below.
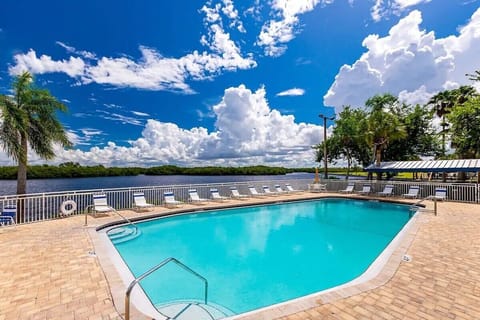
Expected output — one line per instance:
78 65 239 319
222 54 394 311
257 0 331 57
9 50 86 77
9 5 256 94
324 8 480 112
276 88 305 96
371 0 431 22
1 85 325 167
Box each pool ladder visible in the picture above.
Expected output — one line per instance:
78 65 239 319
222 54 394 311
125 257 209 320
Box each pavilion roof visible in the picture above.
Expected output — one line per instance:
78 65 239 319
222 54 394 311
364 159 480 173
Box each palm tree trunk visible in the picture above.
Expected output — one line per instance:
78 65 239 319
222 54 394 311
441 119 446 156
16 161 27 195
16 135 28 195
375 148 383 180
441 123 447 183
16 135 28 223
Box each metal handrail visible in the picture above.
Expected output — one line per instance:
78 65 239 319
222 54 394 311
125 257 208 320
171 302 216 320
409 198 437 216
110 209 139 234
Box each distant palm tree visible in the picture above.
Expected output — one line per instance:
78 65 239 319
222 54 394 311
0 71 72 196
365 94 406 167
428 86 477 156
452 85 477 105
467 70 480 82
427 90 455 156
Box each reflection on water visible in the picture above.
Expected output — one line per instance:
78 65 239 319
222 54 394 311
233 204 316 255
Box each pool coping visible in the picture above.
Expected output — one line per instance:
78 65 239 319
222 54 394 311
90 194 424 320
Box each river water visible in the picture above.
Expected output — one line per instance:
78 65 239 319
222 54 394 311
0 173 317 196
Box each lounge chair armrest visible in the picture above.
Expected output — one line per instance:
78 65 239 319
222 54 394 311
0 216 15 226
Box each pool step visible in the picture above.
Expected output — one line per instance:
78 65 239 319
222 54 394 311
107 226 141 244
155 300 235 320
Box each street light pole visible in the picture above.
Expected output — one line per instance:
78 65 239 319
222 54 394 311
319 113 335 179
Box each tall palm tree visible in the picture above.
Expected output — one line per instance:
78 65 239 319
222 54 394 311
452 85 477 105
467 70 480 82
365 94 406 173
0 71 72 196
427 90 455 156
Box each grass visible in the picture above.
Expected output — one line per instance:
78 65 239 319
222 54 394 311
326 168 415 179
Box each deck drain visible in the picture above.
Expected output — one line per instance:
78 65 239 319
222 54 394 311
88 250 97 257
402 254 412 262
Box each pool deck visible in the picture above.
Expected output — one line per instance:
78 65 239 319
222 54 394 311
1 192 479 320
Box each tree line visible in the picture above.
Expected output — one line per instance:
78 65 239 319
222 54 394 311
315 71 480 180
0 163 316 180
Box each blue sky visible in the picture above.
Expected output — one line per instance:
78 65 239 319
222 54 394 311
1 0 479 167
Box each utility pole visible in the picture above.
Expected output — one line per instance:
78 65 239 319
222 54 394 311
319 113 335 179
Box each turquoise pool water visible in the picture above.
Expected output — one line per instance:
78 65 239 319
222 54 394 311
109 198 411 316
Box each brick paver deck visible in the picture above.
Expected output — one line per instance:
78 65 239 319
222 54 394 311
0 193 479 320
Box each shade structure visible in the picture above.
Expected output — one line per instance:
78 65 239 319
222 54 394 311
364 159 480 173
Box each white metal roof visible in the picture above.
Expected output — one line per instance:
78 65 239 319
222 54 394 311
364 159 480 173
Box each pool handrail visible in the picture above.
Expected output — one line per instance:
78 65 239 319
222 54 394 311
105 209 139 238
125 257 208 320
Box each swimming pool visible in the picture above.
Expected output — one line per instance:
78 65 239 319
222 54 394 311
107 198 412 319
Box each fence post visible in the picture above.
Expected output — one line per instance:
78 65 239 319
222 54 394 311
42 193 46 220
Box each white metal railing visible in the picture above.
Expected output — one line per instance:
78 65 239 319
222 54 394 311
0 179 311 225
0 178 478 225
319 179 480 203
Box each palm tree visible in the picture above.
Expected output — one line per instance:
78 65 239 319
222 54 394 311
467 70 480 82
427 90 455 156
365 94 406 176
452 85 477 105
0 71 72 196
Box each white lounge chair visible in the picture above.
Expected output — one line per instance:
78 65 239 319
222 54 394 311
230 187 249 199
309 183 326 192
340 183 355 193
428 187 447 201
164 192 183 208
133 192 154 210
188 189 209 204
403 186 420 198
262 186 278 196
285 184 302 193
248 186 264 197
210 188 228 201
91 193 115 215
377 185 394 197
0 205 16 226
357 184 372 195
274 185 288 194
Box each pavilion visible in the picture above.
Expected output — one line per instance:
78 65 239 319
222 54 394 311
364 159 480 182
